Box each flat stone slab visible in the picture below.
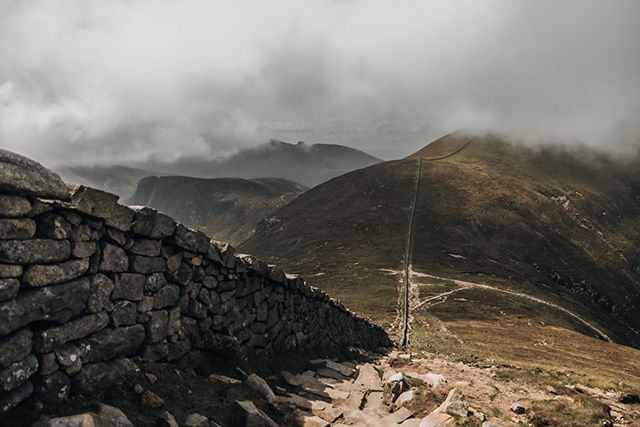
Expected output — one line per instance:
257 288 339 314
0 149 68 199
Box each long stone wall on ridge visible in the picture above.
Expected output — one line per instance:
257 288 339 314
0 149 391 413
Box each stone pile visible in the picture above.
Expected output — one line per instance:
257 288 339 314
0 149 391 413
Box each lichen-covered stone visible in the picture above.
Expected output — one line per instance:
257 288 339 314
111 301 138 327
112 273 145 301
0 264 21 278
171 225 210 253
0 148 68 199
131 207 176 239
0 279 19 301
0 218 36 240
23 258 89 287
0 380 33 413
0 330 32 368
79 325 145 363
66 185 119 219
0 278 90 335
34 312 109 353
126 238 161 257
0 355 38 392
145 272 167 293
0 239 70 264
99 243 128 272
130 255 166 274
145 310 169 343
0 195 31 218
86 274 114 313
153 284 180 309
72 241 97 258
34 370 71 407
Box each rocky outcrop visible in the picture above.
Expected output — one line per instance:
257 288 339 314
0 149 391 413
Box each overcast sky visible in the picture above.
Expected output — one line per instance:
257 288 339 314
1 0 639 166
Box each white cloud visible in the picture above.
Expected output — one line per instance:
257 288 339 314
0 0 638 165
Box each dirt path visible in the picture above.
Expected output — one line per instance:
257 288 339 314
411 271 612 342
399 138 473 347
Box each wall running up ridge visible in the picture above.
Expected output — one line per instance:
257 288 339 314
0 149 390 413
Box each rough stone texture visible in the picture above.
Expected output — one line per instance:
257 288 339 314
34 312 109 353
36 213 72 240
0 380 33 412
153 284 180 309
0 279 19 301
0 149 68 199
0 355 38 392
131 207 176 239
79 325 145 363
86 274 115 313
0 218 36 240
99 243 128 272
0 264 22 278
0 330 32 368
172 224 210 253
0 195 31 218
127 238 161 257
71 241 97 258
130 255 166 274
0 278 90 335
0 149 391 415
112 273 145 301
0 239 71 264
23 259 90 287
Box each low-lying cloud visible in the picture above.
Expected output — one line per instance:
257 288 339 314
1 0 639 166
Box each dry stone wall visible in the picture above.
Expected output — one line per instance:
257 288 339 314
0 149 391 413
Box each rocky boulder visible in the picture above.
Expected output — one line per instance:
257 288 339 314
0 149 68 199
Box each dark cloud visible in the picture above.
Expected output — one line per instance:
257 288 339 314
1 0 639 166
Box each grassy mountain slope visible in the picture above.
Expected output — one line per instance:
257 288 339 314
240 132 640 386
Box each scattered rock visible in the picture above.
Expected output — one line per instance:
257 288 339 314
157 411 179 427
246 373 276 402
420 412 455 427
437 388 469 417
395 390 415 407
424 373 446 389
41 413 95 427
209 374 241 385
354 363 382 390
184 413 209 427
232 400 279 427
142 390 165 408
510 403 526 414
95 403 134 426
